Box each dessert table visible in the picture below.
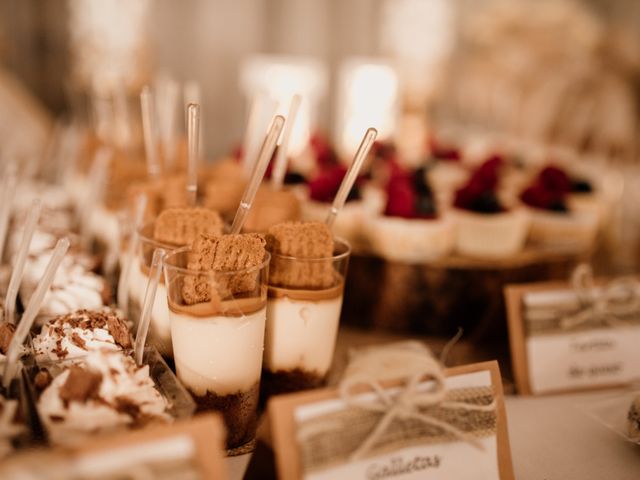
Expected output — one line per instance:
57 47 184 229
506 390 640 480
231 327 640 479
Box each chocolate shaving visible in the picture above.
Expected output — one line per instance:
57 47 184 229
54 339 69 359
113 396 141 419
70 332 87 350
59 366 102 404
106 316 132 349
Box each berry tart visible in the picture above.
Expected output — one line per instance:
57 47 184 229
452 157 530 258
520 165 598 250
366 162 454 263
299 137 384 249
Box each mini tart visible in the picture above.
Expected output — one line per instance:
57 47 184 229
451 207 531 259
567 192 609 229
526 207 598 250
366 213 455 263
300 185 386 249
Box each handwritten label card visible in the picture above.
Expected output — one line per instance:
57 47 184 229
70 413 228 479
505 276 640 395
269 361 514 480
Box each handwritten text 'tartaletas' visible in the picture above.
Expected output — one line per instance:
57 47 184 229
366 455 442 479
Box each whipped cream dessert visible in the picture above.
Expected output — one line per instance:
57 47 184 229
32 309 132 362
20 252 109 323
264 221 349 396
131 208 224 357
165 232 268 450
36 350 171 445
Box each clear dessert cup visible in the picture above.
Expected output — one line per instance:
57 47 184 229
0 363 35 457
163 248 270 455
263 238 350 398
129 223 179 358
25 347 195 447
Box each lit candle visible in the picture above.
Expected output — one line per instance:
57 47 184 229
240 55 327 159
336 59 399 159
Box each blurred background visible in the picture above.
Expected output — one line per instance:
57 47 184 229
1 0 640 276
1 0 639 157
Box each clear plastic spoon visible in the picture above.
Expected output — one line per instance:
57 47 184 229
4 199 42 324
186 103 200 207
3 238 70 387
134 248 165 366
326 127 377 227
117 194 147 314
230 115 285 234
140 86 162 180
271 94 301 191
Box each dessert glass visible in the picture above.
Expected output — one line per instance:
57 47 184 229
163 248 270 454
129 223 178 358
263 239 350 397
0 363 33 457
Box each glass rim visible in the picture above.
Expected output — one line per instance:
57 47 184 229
268 236 351 262
163 247 271 277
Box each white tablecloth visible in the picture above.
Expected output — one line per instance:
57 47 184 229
505 390 640 480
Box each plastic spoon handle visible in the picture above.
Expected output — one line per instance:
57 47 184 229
141 86 161 180
3 238 70 387
326 127 377 227
4 199 42 324
186 103 200 207
271 95 301 191
134 248 165 365
117 194 147 313
230 115 286 234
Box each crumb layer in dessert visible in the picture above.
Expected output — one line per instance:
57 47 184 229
189 382 259 450
260 368 325 399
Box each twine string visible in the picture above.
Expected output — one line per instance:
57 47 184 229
560 264 640 330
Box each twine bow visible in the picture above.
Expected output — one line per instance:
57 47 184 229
298 343 496 463
560 264 640 330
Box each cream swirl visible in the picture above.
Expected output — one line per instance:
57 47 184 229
32 308 131 362
37 350 171 444
20 253 108 321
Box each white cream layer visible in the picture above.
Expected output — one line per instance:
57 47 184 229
265 295 343 375
169 308 266 396
129 263 172 356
